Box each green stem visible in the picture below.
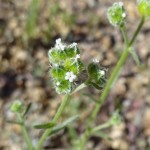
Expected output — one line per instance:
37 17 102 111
80 16 145 150
121 25 129 46
17 114 34 150
36 94 70 150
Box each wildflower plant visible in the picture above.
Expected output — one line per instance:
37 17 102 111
8 1 150 150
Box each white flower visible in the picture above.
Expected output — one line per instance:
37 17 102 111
65 72 77 82
75 54 80 59
71 54 80 62
93 59 99 63
53 63 59 67
118 2 124 7
69 42 78 51
69 42 77 48
56 82 60 86
99 70 105 76
122 12 126 18
55 38 66 51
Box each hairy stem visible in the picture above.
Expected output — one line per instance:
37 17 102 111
36 94 70 150
80 16 145 149
17 114 34 150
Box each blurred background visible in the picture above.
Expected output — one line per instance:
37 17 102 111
0 0 150 149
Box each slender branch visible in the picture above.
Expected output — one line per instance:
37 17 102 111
79 16 145 149
36 94 70 150
121 25 129 46
17 114 34 150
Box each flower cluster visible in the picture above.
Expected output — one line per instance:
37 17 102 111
48 38 84 94
138 0 150 17
107 2 126 27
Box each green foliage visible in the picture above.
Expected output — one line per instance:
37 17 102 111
25 0 40 38
48 115 79 136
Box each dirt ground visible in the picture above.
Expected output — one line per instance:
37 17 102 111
0 0 150 150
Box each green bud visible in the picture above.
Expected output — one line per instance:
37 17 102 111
110 111 121 126
10 100 23 113
107 2 126 27
87 61 106 89
138 0 150 17
87 62 99 80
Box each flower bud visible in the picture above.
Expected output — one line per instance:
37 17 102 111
138 0 150 17
107 2 126 27
110 111 121 126
87 62 106 89
10 100 23 113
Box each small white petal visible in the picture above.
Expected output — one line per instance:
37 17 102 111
56 38 61 44
69 42 77 48
56 82 60 86
53 63 59 67
65 76 69 80
118 2 123 7
99 70 105 76
69 78 74 82
122 13 126 18
55 38 66 51
76 54 80 59
93 59 99 63
72 74 77 80
66 72 71 76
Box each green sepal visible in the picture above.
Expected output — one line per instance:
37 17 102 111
64 47 80 58
50 66 66 80
55 80 72 94
33 122 55 129
48 48 67 63
65 59 84 74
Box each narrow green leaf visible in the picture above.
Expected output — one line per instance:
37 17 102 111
33 122 55 129
7 120 23 125
129 47 140 66
92 131 112 141
49 115 79 136
82 93 98 103
23 103 32 118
